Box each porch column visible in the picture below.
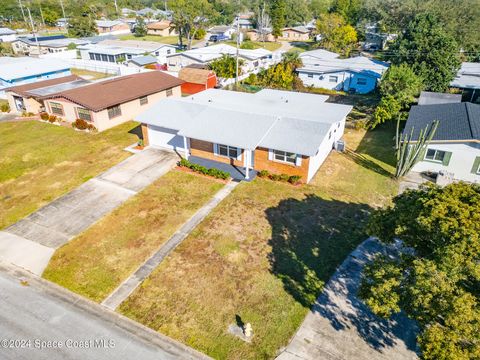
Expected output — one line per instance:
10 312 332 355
244 149 250 180
183 136 189 160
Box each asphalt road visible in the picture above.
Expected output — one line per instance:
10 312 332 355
0 265 208 360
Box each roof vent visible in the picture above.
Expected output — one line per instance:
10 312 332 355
208 99 212 102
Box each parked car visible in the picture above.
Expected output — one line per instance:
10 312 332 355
209 34 229 42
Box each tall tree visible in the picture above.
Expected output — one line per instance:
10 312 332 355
316 13 357 56
331 0 362 24
309 0 332 18
67 3 98 38
360 183 480 359
134 16 147 37
269 0 286 38
284 0 311 26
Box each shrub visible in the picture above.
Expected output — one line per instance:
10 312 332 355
137 139 144 147
288 175 302 184
0 102 10 112
48 115 57 123
72 119 96 131
278 173 290 182
177 158 230 180
40 112 49 120
257 170 270 178
269 173 281 181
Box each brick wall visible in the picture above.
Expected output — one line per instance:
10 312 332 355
190 139 244 167
254 147 309 182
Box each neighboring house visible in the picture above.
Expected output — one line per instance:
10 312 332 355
246 28 275 42
56 18 68 27
136 89 352 183
0 27 17 42
0 57 71 97
208 25 235 39
79 40 175 64
96 20 131 35
233 18 254 30
404 102 480 183
166 44 275 74
41 71 183 131
127 55 159 69
136 8 172 19
299 49 339 65
5 75 87 113
178 67 217 94
11 36 89 55
147 21 177 36
451 62 480 103
297 54 389 94
279 26 310 41
418 91 462 105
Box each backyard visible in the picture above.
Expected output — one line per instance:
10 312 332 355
118 34 201 46
225 40 282 52
0 120 139 229
114 124 398 359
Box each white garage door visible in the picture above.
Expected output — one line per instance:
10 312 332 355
148 125 185 151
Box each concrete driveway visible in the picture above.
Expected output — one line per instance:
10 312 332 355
277 238 418 360
0 148 178 275
0 263 209 360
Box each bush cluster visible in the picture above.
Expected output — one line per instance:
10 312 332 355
40 112 49 120
72 118 96 131
257 169 302 184
0 102 10 112
178 158 230 180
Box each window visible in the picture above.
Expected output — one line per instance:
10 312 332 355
166 88 173 97
273 150 297 165
329 75 338 83
217 144 239 159
101 54 108 62
50 102 64 116
357 78 367 85
155 51 159 56
94 53 101 61
308 74 313 78
127 54 132 59
425 149 446 163
139 96 148 105
328 131 332 139
476 161 480 174
76 107 91 121
108 55 115 63
166 49 171 54
107 105 122 119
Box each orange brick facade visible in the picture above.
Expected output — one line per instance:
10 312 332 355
190 139 244 167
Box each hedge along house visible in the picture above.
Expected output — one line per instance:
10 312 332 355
5 75 88 113
136 89 352 183
404 102 480 183
41 71 183 131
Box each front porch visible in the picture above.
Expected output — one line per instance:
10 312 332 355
189 156 257 182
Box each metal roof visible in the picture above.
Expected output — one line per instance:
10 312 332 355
136 89 352 155
298 55 389 78
418 91 462 105
28 79 91 98
129 55 158 66
0 57 70 82
451 62 480 89
0 27 16 35
167 44 272 63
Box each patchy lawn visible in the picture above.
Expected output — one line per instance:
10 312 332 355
0 121 139 229
71 68 113 80
225 41 282 52
43 170 224 302
118 34 201 46
118 124 398 359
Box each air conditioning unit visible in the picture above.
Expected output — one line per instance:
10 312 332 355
335 140 345 152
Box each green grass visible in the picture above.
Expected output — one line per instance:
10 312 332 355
118 125 398 359
71 68 113 80
118 34 200 46
225 40 282 52
43 170 224 302
0 121 139 229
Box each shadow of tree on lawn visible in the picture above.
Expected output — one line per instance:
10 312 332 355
266 194 418 353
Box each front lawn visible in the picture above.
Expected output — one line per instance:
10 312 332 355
226 40 282 52
118 124 398 359
0 121 139 229
71 68 113 80
43 170 224 302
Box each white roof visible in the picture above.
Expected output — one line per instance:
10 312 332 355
136 89 351 155
0 57 69 82
300 49 339 61
298 55 389 78
79 43 146 56
97 39 174 51
0 27 16 35
96 20 124 28
168 44 272 62
451 62 480 89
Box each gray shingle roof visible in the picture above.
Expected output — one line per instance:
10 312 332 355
404 103 480 141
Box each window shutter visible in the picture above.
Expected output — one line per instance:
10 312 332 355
213 143 218 155
295 155 302 166
442 151 452 166
268 149 273 161
237 148 242 160
471 156 480 174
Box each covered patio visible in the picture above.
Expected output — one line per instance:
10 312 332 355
189 156 257 182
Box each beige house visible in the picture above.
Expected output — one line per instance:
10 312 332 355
147 21 177 36
42 72 183 132
279 26 310 41
246 29 275 42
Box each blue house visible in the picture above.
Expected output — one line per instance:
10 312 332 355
0 57 71 96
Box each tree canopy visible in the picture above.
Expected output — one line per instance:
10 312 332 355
208 54 243 79
316 13 357 56
360 182 480 359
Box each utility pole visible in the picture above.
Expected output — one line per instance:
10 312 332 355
114 0 119 17
235 15 240 87
38 1 46 29
18 0 27 24
27 7 40 56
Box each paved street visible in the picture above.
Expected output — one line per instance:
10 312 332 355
0 148 178 275
0 264 209 360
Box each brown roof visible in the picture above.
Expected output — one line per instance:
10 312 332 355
5 75 81 97
147 21 172 30
45 71 183 112
178 68 215 85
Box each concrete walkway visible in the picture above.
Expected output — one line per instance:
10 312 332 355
102 180 240 310
0 148 178 275
276 238 418 360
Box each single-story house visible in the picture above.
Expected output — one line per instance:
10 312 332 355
279 26 310 41
147 21 177 37
127 55 159 68
41 71 183 131
450 62 480 103
5 74 87 113
208 25 235 39
136 89 352 183
0 27 17 42
418 91 462 105
404 102 480 183
79 40 175 64
96 20 131 35
178 67 217 95
166 44 275 74
0 57 71 98
246 28 275 42
232 18 254 30
297 53 389 94
11 35 89 55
